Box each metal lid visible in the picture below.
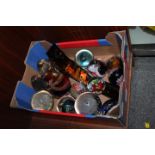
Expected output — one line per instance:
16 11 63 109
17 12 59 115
98 99 118 115
57 96 75 113
75 49 93 67
31 90 54 110
75 92 101 115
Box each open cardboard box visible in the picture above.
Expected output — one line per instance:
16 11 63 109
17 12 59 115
10 30 132 128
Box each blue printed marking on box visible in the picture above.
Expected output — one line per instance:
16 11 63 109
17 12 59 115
98 39 112 46
15 82 36 110
25 42 48 71
85 114 96 118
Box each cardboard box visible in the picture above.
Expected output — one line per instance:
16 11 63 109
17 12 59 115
10 30 132 128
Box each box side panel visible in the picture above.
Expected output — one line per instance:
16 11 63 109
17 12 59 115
114 31 132 126
57 39 111 48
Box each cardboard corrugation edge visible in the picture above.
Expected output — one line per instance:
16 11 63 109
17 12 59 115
112 30 132 127
113 31 125 120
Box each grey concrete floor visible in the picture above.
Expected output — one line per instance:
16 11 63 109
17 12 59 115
128 57 155 128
